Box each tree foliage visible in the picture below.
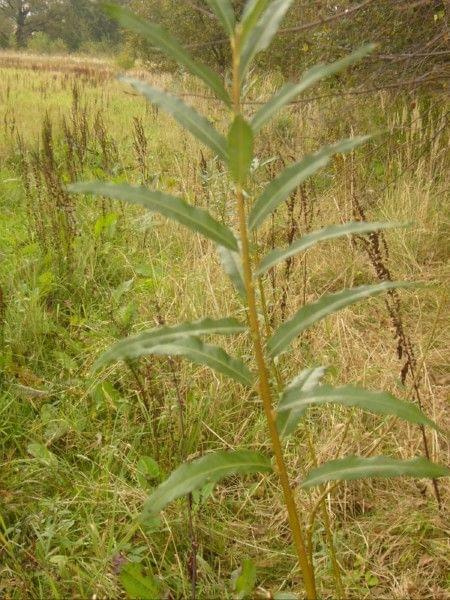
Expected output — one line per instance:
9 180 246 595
1 0 447 91
0 0 129 50
128 0 448 89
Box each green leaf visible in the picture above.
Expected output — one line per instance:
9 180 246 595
121 78 228 160
102 3 230 105
268 281 414 357
143 450 272 517
146 337 252 386
68 183 237 251
205 0 235 35
228 116 254 184
248 136 369 231
119 563 160 600
40 404 70 443
94 317 246 368
276 367 326 438
366 573 380 588
251 44 375 132
137 456 160 488
218 245 247 300
256 222 402 276
233 559 257 599
301 456 450 488
27 442 58 467
100 335 252 386
240 0 293 80
278 384 441 432
241 0 270 46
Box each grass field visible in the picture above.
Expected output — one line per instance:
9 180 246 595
0 53 448 599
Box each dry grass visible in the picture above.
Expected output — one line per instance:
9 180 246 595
0 50 115 80
0 53 448 599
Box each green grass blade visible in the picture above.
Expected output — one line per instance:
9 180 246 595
68 183 238 251
205 0 235 35
302 456 450 488
251 44 375 132
143 450 272 517
256 222 402 276
94 318 246 369
102 2 230 105
278 384 441 432
248 136 369 231
218 245 247 300
267 281 414 357
121 78 228 160
228 115 254 184
240 0 293 80
276 367 326 438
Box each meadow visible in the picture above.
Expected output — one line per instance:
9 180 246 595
0 51 448 599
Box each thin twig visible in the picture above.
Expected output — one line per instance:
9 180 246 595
281 0 376 35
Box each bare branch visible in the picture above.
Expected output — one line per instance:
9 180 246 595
280 0 376 35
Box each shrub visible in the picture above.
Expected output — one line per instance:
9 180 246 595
28 32 68 55
115 48 135 71
78 39 116 57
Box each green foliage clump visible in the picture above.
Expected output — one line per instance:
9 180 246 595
28 32 67 55
115 48 136 71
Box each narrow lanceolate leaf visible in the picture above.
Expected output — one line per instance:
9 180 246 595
278 385 441 432
102 3 230 105
277 367 326 438
240 0 293 80
228 116 254 184
248 136 369 231
241 0 270 46
121 78 228 161
205 0 235 35
143 450 272 517
68 183 238 251
256 222 401 276
301 456 450 488
251 44 375 132
267 281 414 357
94 318 246 369
110 335 253 386
218 245 247 300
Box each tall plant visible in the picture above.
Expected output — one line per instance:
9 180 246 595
69 2 448 597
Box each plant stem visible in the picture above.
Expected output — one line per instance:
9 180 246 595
126 361 160 461
237 184 316 599
231 33 316 600
257 269 343 596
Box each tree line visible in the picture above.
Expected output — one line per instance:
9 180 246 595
0 0 129 51
127 0 448 89
1 0 447 92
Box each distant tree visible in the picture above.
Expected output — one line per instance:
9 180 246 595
0 10 14 47
0 0 130 51
0 0 51 48
40 0 127 51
